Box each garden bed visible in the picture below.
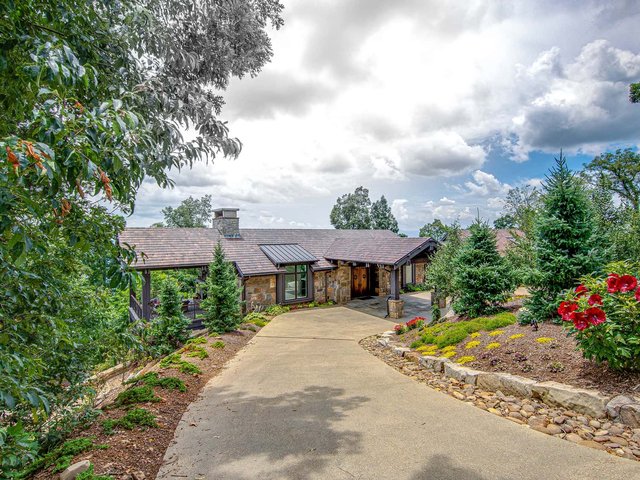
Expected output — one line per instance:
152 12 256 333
394 316 640 398
32 328 257 480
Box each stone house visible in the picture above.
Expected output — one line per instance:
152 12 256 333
120 208 437 319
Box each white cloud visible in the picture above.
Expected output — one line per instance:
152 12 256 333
391 199 409 221
464 170 512 197
439 197 456 205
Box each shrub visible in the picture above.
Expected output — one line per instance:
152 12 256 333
102 408 157 434
201 242 243 333
394 324 406 335
76 464 114 480
264 304 290 316
244 311 269 327
404 283 429 292
406 316 425 330
186 336 207 345
112 386 160 407
182 344 209 359
558 261 640 370
128 372 186 392
159 353 202 375
452 219 516 317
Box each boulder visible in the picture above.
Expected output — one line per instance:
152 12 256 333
477 372 536 398
444 363 481 385
60 460 91 480
393 346 411 356
532 381 609 418
606 395 636 419
377 338 390 348
419 355 449 373
620 403 640 428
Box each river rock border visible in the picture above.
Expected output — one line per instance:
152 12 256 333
371 332 640 461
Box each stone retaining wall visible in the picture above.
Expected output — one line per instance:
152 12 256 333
245 275 276 311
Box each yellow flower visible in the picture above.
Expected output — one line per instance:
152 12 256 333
486 342 501 350
488 330 504 337
440 351 456 358
469 332 481 338
465 340 481 349
441 345 457 353
536 337 555 344
456 356 476 365
509 333 525 340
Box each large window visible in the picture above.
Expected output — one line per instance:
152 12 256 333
284 264 308 301
403 263 413 285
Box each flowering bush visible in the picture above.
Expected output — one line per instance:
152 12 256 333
558 261 640 370
394 324 406 335
405 316 426 330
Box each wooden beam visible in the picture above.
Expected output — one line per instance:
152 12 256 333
142 270 151 320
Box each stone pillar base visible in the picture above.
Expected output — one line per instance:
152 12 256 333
388 299 405 319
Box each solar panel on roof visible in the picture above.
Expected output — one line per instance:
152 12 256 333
260 244 318 266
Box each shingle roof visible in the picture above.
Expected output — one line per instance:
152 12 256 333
118 227 399 275
259 244 318 266
324 237 436 267
459 229 524 254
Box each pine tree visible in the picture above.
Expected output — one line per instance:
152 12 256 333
452 219 515 317
525 153 596 322
202 242 243 332
150 278 190 354
371 195 399 232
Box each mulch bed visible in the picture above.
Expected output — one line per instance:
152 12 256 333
395 320 640 398
33 328 257 480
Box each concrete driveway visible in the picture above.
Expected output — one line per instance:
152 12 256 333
157 307 640 480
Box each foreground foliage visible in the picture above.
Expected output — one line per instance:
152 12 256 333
559 262 640 370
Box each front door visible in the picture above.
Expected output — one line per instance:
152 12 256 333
352 267 369 297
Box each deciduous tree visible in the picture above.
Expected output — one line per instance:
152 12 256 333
330 186 372 229
162 195 213 228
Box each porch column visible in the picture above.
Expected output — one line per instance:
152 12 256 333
390 267 400 300
142 269 151 320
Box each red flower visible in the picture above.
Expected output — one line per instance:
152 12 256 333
394 324 403 331
575 284 588 296
585 307 606 326
607 274 620 293
557 301 578 321
636 287 640 302
619 275 638 293
571 311 589 331
587 294 603 306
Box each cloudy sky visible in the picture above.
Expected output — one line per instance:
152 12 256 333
128 0 640 235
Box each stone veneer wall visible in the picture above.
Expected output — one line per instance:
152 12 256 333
244 275 276 311
378 267 391 296
323 263 351 304
313 271 328 303
414 261 427 284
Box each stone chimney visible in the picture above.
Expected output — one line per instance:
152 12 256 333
212 208 240 238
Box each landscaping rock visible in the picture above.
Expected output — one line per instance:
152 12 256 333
477 372 536 398
419 355 448 373
377 338 389 347
61 460 91 480
532 382 609 418
393 346 411 356
444 363 480 385
620 404 640 428
606 395 636 419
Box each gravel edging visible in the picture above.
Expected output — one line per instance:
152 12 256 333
364 333 640 462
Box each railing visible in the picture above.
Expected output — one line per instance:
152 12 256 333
129 293 143 322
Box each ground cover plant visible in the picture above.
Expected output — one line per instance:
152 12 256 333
102 408 157 435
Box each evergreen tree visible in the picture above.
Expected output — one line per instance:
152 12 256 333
149 278 190 354
202 242 243 332
524 154 596 322
452 219 515 318
424 221 463 305
371 195 399 232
